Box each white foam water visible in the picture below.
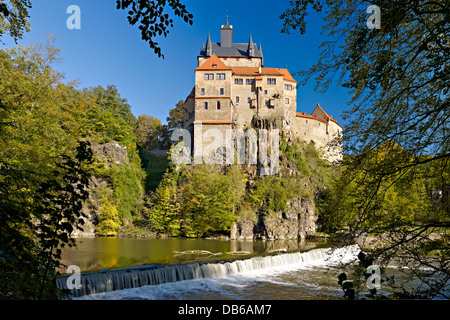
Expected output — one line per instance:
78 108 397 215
60 245 360 300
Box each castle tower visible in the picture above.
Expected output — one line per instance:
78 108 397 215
220 15 233 47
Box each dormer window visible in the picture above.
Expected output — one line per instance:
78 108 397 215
212 64 218 68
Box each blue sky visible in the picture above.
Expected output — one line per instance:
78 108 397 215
1 0 352 126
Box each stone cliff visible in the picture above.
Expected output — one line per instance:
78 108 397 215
71 141 130 237
232 196 317 240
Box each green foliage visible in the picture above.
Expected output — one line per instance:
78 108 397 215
0 0 32 43
247 175 301 216
108 162 145 221
95 200 122 237
83 85 137 150
140 150 169 192
166 100 185 132
0 40 147 297
182 165 247 237
134 114 163 150
318 142 441 233
143 164 247 237
0 141 93 299
141 137 336 238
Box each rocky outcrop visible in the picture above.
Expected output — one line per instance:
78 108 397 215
92 141 129 168
71 141 129 238
232 196 317 240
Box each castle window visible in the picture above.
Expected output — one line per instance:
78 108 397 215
204 102 208 110
267 78 276 85
212 64 217 68
220 88 224 95
217 73 226 80
284 84 293 91
246 79 254 85
217 101 221 110
236 96 240 104
247 97 251 103
235 78 243 85
285 98 289 104
264 90 268 94
201 88 205 95
205 73 214 80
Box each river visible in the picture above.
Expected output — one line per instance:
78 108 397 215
60 237 327 273
59 237 443 300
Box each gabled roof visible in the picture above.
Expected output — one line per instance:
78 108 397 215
196 55 232 71
296 112 327 124
297 104 341 127
312 103 339 124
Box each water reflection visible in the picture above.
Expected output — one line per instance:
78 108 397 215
60 237 323 273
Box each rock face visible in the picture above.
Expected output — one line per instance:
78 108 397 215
232 197 317 240
71 141 129 238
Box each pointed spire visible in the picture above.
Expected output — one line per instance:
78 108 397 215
258 42 264 66
201 41 205 54
206 33 213 56
248 33 255 57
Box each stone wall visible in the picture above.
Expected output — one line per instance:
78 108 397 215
292 116 343 162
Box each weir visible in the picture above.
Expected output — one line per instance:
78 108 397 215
56 245 360 298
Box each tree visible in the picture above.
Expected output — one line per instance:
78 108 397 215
0 141 93 299
281 0 449 298
0 0 31 43
167 100 185 132
134 114 164 150
95 199 122 237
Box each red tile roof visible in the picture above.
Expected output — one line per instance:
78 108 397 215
196 55 232 71
194 120 232 125
232 67 296 82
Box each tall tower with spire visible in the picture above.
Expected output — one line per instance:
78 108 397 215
220 14 233 47
198 16 264 67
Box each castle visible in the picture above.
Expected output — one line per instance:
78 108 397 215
183 18 343 163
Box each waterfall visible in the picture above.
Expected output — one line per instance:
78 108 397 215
57 245 360 298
